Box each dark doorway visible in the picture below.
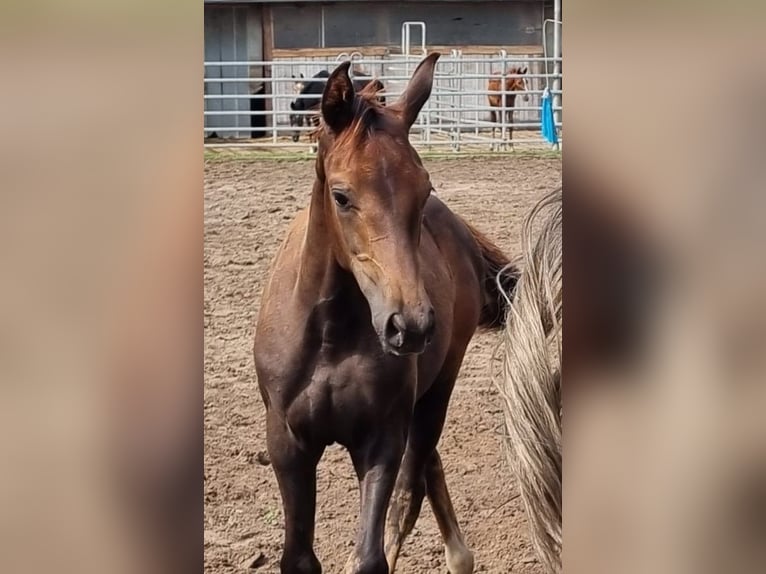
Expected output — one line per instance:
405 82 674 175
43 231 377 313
250 83 266 139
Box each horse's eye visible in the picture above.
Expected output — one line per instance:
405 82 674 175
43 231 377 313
332 190 351 210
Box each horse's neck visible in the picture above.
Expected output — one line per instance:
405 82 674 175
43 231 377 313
296 177 341 301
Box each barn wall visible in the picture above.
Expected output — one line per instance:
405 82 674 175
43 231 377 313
272 1 544 50
204 4 263 138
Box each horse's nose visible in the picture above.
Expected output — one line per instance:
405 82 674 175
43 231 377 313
384 307 435 355
291 133 300 142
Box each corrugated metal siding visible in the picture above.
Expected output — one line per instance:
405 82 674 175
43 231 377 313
272 1 543 49
204 4 262 138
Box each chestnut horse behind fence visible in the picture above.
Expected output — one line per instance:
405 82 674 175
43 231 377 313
254 53 518 574
487 66 529 144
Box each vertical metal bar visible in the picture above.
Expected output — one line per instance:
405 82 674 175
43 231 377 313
425 76 431 149
455 52 463 151
405 25 410 56
500 50 507 150
320 6 325 48
261 4 274 140
553 0 562 129
272 72 278 143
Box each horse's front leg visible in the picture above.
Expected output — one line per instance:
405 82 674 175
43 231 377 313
267 410 324 574
345 421 408 574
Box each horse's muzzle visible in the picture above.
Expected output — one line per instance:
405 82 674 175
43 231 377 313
382 308 435 355
291 133 300 143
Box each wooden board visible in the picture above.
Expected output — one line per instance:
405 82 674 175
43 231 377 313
273 46 391 58
428 45 543 55
272 45 543 58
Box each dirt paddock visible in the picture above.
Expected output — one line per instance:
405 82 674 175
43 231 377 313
204 154 562 573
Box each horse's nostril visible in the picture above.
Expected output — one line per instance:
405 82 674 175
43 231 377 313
385 313 407 348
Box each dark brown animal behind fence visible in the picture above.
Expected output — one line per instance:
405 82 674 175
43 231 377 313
487 66 529 145
496 188 562 573
289 70 386 144
254 53 518 574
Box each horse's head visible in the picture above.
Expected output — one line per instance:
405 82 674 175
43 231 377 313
291 73 305 94
507 66 530 102
289 101 303 142
317 54 440 356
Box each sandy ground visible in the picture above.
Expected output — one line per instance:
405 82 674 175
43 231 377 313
204 155 562 573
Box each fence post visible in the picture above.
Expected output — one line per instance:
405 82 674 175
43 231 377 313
272 76 278 144
425 55 432 150
261 4 275 141
553 0 562 130
455 50 463 152
500 49 508 151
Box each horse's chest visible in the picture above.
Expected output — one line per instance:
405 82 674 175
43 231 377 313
283 344 415 445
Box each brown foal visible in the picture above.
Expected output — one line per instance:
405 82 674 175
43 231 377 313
487 66 529 144
254 53 517 574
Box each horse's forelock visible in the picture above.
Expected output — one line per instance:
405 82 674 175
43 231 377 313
316 90 388 144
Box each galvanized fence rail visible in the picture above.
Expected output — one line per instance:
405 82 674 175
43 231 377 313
204 53 562 152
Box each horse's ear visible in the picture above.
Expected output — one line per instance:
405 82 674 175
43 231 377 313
521 66 528 74
321 61 356 134
391 52 440 128
299 73 304 78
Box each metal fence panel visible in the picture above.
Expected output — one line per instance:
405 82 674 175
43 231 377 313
204 52 562 151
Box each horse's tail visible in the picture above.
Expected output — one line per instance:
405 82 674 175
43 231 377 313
496 188 563 573
463 222 520 330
